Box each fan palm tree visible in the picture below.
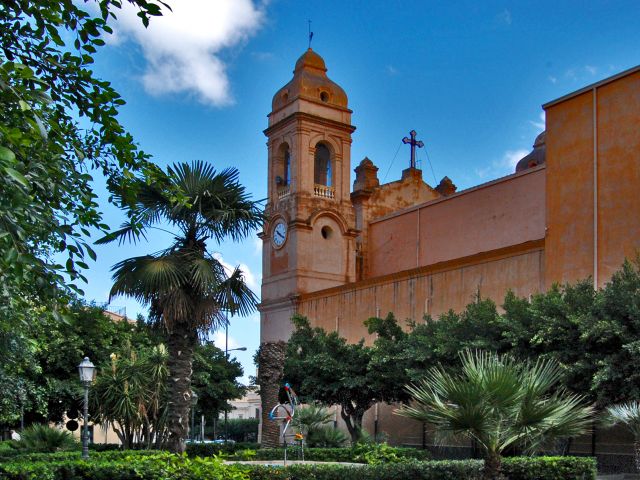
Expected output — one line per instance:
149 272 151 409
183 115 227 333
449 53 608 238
97 161 262 453
602 402 640 472
396 350 592 480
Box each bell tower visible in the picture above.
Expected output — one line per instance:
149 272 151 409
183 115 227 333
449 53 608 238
259 49 358 343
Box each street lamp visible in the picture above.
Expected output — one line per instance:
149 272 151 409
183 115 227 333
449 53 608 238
77 357 95 460
190 391 198 442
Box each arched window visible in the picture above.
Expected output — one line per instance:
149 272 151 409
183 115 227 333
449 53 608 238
284 147 291 185
276 143 290 187
314 143 332 187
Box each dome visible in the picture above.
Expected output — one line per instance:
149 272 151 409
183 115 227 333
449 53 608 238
515 131 546 172
272 49 349 111
294 49 327 73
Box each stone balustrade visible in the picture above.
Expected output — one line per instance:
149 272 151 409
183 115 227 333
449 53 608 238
313 184 335 198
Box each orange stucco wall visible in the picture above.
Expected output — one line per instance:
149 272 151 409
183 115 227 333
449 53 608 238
298 244 545 344
544 69 640 288
368 167 546 278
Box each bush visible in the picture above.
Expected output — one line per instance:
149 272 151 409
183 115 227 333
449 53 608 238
0 451 597 480
224 446 430 463
15 424 77 453
501 456 597 480
223 418 260 442
244 460 484 480
243 456 596 479
0 451 250 480
185 441 259 457
307 426 348 447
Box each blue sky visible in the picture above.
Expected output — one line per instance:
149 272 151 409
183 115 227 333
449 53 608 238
81 0 640 382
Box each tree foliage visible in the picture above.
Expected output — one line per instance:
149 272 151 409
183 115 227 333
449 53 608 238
102 160 261 453
397 350 593 480
191 341 246 427
284 315 408 444
0 0 171 312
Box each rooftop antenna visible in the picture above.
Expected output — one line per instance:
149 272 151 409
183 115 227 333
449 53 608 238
308 20 313 49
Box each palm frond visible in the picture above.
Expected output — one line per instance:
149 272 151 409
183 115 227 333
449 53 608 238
214 266 259 316
396 349 592 459
95 221 148 245
603 402 640 438
109 254 187 305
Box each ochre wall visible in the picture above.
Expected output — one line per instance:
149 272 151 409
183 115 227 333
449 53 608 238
297 244 545 345
368 167 546 278
544 69 640 288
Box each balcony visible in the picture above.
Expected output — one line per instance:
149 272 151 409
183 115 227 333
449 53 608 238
313 184 335 199
277 185 290 199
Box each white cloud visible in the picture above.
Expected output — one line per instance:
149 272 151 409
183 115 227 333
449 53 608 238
529 112 545 132
548 75 557 84
496 9 512 26
385 65 399 76
253 237 262 256
475 148 529 179
212 330 239 350
502 149 529 170
213 252 260 292
109 0 266 106
585 65 597 75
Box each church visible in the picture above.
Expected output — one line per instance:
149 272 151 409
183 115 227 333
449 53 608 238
257 48 640 451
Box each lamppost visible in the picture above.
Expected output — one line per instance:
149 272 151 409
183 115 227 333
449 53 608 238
190 391 198 442
224 318 246 443
77 357 96 460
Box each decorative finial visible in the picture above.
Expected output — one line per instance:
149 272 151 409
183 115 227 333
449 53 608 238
308 20 314 49
402 130 424 169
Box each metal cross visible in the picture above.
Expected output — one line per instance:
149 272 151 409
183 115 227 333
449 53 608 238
402 130 424 169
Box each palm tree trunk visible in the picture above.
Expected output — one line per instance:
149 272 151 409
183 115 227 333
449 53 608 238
483 451 505 480
166 327 198 453
258 341 286 447
635 439 640 472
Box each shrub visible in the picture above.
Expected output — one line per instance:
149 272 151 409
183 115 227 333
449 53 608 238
224 418 260 442
185 441 259 457
501 456 597 480
0 452 597 480
227 446 430 463
16 424 77 453
307 426 348 447
243 456 596 479
0 451 250 480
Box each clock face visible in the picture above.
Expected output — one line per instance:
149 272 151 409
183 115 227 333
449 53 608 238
272 220 287 248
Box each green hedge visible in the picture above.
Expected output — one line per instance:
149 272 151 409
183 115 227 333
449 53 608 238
185 442 260 457
0 451 596 480
502 456 597 480
243 457 596 480
187 445 429 463
0 451 249 480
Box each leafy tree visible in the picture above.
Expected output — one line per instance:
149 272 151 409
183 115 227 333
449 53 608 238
92 342 169 448
397 350 593 480
583 260 640 406
101 161 261 453
284 315 407 444
223 418 259 442
0 0 170 315
191 341 245 432
0 0 170 428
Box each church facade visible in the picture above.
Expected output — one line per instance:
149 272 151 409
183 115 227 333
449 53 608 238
258 49 640 449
